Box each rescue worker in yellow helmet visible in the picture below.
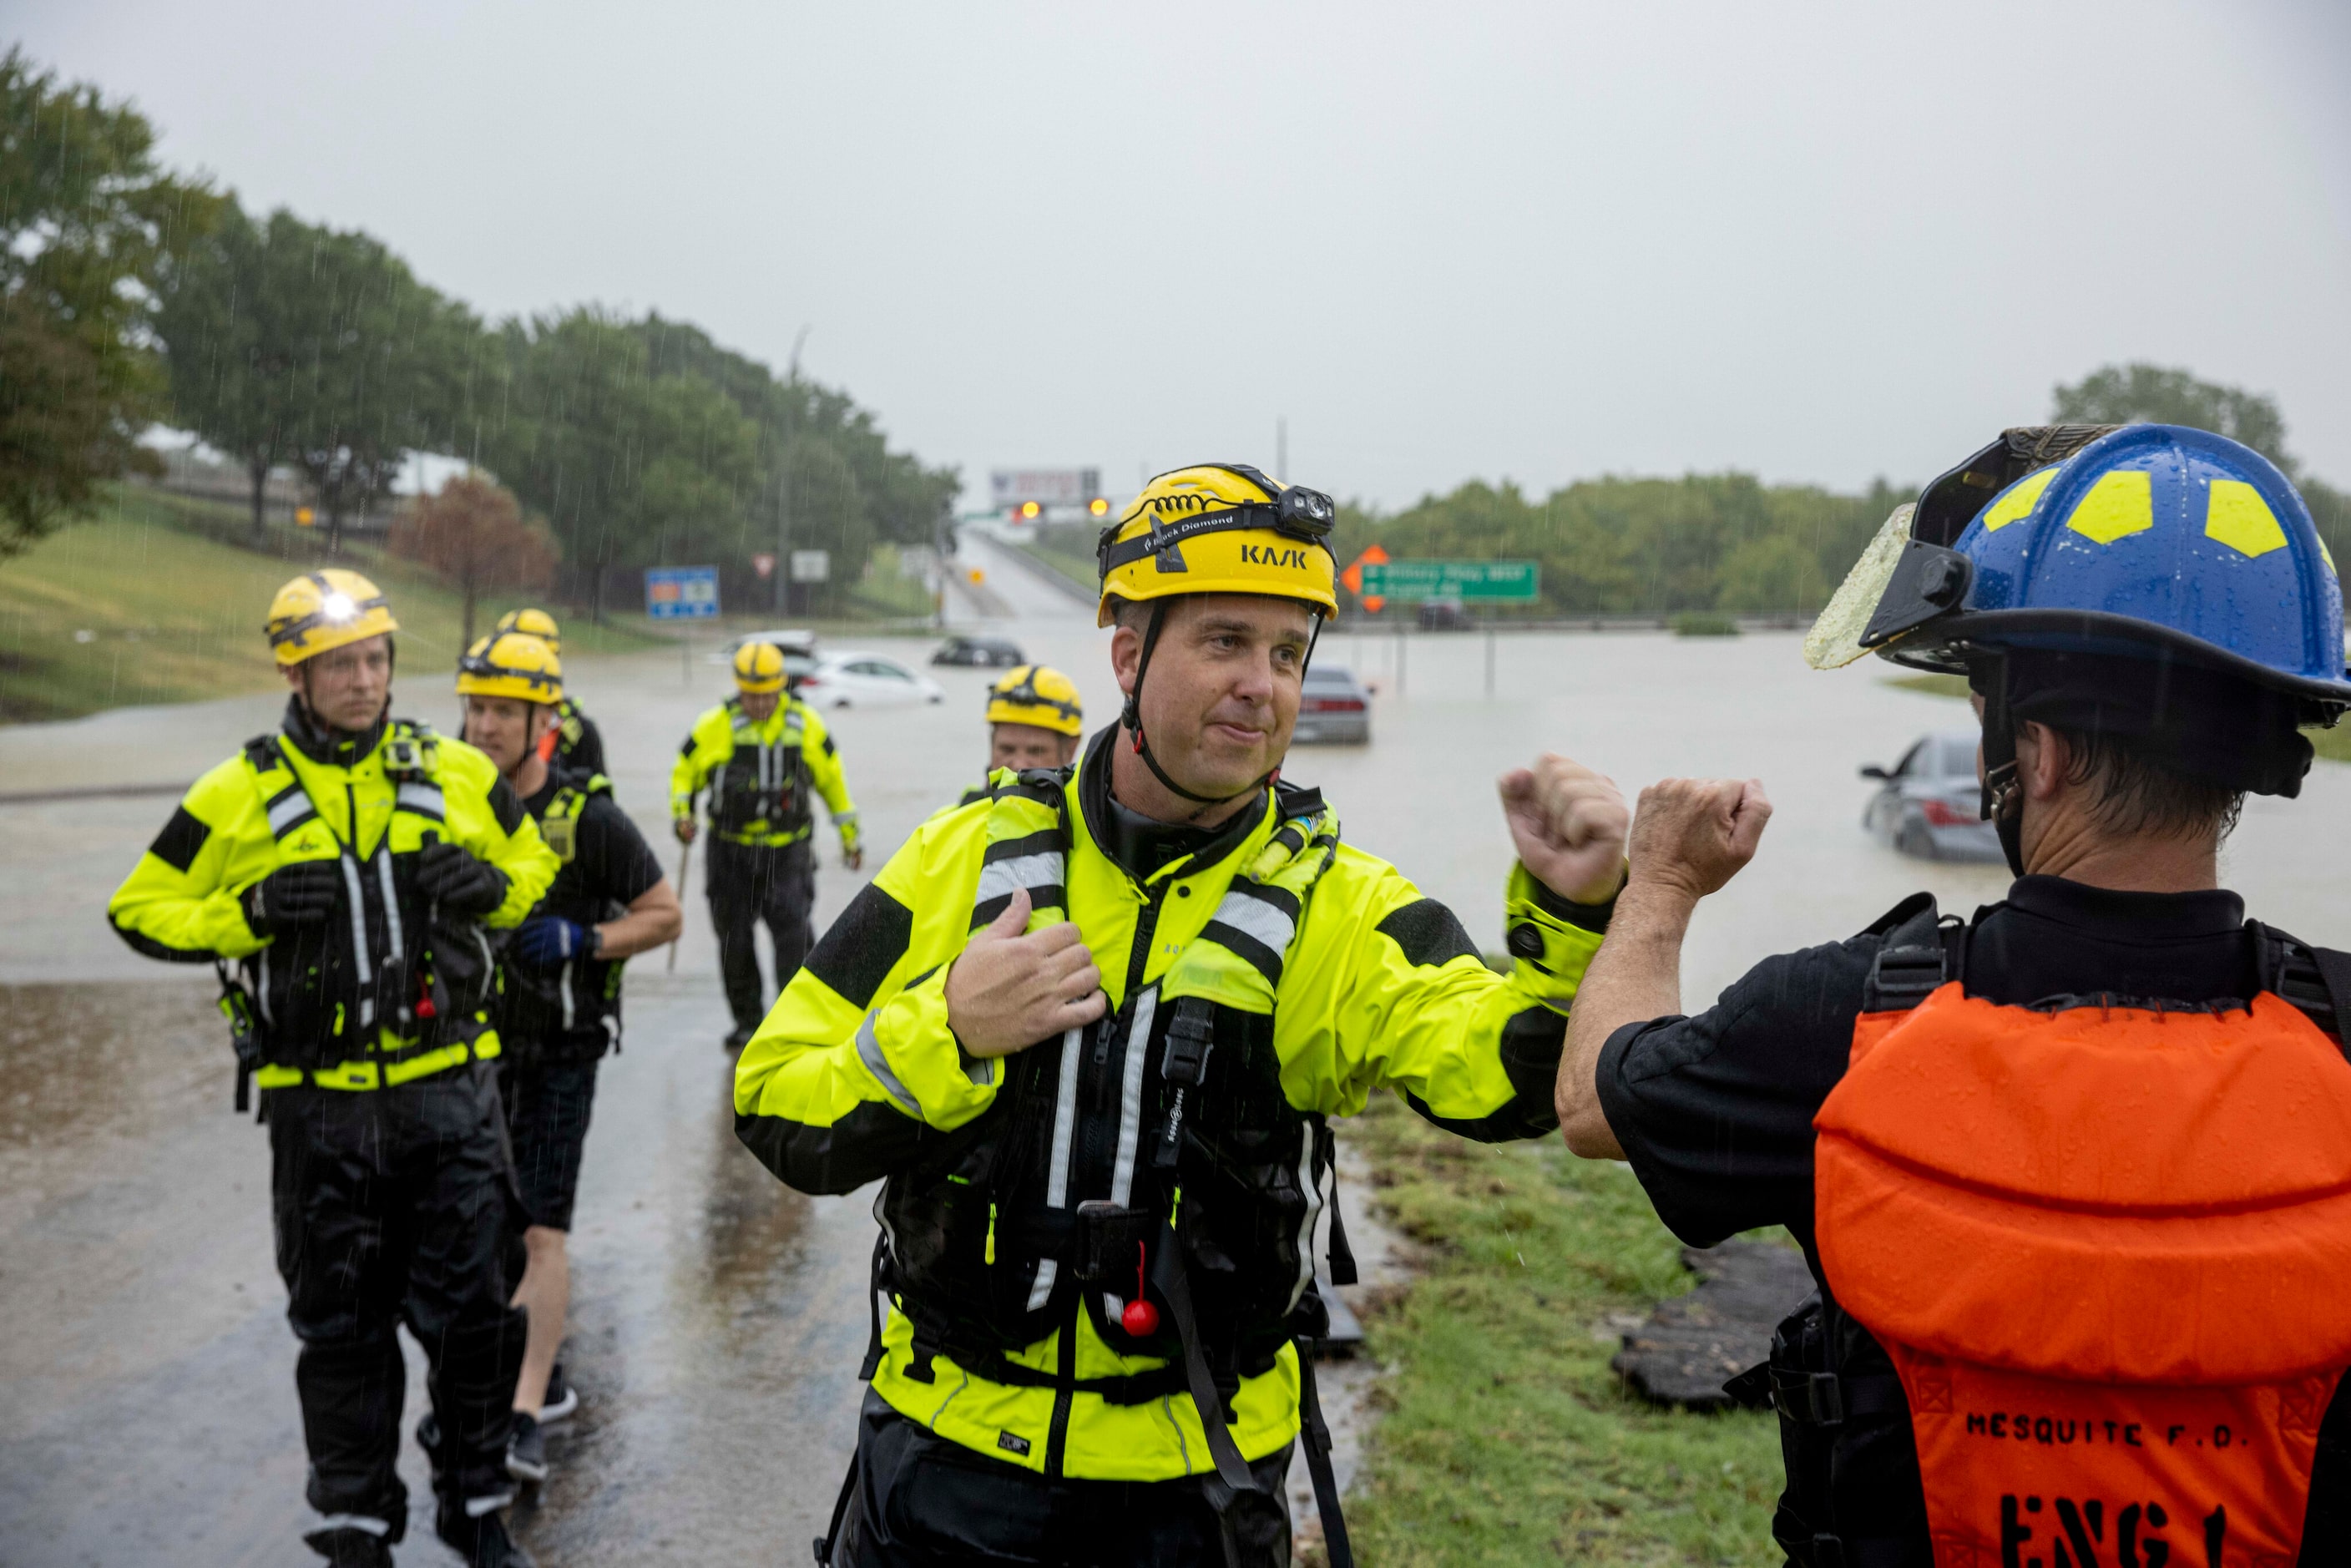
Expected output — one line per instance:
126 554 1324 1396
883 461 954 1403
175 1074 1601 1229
739 463 1630 1567
453 633 681 1487
954 664 1085 807
672 640 862 1052
108 570 558 1568
490 608 604 774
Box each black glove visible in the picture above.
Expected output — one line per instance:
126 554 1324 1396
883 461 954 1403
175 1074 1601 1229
242 861 341 938
416 841 508 917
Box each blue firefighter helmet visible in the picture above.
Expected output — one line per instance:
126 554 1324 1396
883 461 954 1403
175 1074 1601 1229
1861 423 2351 711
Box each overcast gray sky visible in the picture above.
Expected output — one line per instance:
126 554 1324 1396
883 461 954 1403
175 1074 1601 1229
16 1 2351 508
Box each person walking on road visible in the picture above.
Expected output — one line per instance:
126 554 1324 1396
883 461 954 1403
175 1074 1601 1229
1555 425 2351 1567
454 630 682 1485
107 571 559 1568
736 463 1631 1567
954 663 1086 807
492 608 605 774
672 640 862 1052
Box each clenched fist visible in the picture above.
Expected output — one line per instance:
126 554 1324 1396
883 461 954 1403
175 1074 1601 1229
944 889 1110 1059
1499 754 1631 905
1627 777 1772 903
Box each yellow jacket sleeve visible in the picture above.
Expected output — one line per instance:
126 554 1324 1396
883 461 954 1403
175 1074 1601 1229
796 703 859 843
670 704 731 820
734 803 995 1192
433 738 559 929
107 756 276 963
1277 850 1609 1141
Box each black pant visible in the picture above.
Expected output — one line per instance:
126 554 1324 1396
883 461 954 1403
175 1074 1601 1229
498 1056 599 1232
268 1067 526 1538
708 835 816 1032
830 1391 1294 1568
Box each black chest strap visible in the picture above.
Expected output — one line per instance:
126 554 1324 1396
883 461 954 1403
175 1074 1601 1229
2252 922 2351 1056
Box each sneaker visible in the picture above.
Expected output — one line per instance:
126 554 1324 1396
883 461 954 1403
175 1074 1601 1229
506 1411 549 1485
438 1501 537 1568
538 1362 579 1425
302 1525 395 1568
724 1024 756 1053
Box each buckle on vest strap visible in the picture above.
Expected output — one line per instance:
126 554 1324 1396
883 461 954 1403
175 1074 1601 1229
1770 1368 1845 1427
1866 944 1945 1009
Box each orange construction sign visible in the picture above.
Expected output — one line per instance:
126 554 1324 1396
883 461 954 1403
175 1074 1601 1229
1341 544 1389 613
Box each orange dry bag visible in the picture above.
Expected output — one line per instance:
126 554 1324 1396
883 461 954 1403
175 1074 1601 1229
1816 959 2351 1567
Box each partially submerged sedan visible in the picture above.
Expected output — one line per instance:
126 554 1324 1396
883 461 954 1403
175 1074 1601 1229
1862 729 2000 861
1292 665 1371 745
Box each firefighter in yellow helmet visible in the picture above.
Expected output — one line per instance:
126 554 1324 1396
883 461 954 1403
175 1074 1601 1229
954 664 1085 807
490 608 604 773
107 571 557 1568
671 640 862 1052
453 633 681 1485
739 463 1631 1567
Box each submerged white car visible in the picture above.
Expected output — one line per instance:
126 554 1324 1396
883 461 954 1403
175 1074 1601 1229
793 651 944 709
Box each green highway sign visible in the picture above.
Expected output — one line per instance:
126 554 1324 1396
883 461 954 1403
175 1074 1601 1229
1356 559 1540 603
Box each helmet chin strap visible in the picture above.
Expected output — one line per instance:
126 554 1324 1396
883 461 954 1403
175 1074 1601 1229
1120 601 1326 815
1977 653 2028 878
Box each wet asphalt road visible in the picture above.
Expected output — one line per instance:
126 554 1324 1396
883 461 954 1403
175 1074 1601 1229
5 532 2348 1565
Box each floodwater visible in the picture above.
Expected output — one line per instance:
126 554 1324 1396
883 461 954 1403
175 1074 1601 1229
3 532 2347 1565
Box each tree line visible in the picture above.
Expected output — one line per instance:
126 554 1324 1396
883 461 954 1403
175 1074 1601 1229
0 48 958 618
1329 365 2351 618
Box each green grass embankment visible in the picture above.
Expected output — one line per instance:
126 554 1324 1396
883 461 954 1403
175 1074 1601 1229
1341 1093 1781 1566
0 489 660 723
1885 671 2351 762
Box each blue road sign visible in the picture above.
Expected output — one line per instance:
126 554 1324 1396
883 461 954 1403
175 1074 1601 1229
645 565 720 620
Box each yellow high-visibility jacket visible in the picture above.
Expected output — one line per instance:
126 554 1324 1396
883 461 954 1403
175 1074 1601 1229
670 695 858 851
108 708 557 1090
735 745 1610 1483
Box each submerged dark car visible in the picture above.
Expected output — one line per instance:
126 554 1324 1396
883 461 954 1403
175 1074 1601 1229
933 635 1024 668
1292 665 1371 745
1862 729 2000 861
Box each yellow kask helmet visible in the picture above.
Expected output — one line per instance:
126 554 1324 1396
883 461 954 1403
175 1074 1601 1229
985 665 1084 736
733 640 788 694
493 607 562 653
265 569 399 667
1095 463 1338 626
455 631 564 703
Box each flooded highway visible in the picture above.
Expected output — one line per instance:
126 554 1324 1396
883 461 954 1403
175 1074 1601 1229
5 534 2348 1565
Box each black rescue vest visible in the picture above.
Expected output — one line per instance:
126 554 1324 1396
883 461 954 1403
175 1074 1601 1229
853 766 1359 1560
498 771 627 1061
230 722 499 1083
710 696 813 840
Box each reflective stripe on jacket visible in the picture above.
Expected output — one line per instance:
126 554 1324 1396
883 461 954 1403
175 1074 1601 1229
734 761 1605 1482
670 695 857 848
108 718 557 1089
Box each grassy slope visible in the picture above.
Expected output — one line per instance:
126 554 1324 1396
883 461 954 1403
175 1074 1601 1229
0 489 659 723
1885 671 2351 761
1343 1094 1781 1567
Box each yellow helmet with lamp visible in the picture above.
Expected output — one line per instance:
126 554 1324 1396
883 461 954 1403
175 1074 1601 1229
454 631 564 704
493 607 562 653
265 569 399 667
1094 463 1338 626
1095 463 1340 805
984 665 1084 736
733 640 788 694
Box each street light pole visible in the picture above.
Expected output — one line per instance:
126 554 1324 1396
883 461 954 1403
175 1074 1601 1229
776 326 809 615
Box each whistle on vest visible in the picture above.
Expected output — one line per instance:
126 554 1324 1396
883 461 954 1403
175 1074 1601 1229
1152 1000 1216 1171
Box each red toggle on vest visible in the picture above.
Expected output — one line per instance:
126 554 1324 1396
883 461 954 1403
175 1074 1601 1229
1816 986 2351 1566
